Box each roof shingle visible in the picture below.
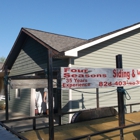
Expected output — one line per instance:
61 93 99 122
23 28 87 52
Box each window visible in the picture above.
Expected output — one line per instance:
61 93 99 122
15 89 21 99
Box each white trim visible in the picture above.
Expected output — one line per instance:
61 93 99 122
69 89 72 123
30 88 35 116
65 24 140 57
15 89 21 99
68 58 73 123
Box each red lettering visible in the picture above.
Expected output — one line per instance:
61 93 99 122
91 74 96 78
64 68 89 73
63 73 70 78
123 81 126 85
97 74 102 77
104 82 107 86
137 70 140 75
81 69 88 73
71 74 77 78
115 81 118 85
88 83 91 86
78 74 84 77
62 83 66 87
85 74 90 77
108 82 112 86
71 69 77 72
119 81 122 86
113 69 116 78
103 74 107 77
99 82 103 86
64 68 70 72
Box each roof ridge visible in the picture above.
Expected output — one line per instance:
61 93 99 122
23 27 87 41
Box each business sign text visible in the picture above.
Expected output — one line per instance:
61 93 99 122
61 67 140 89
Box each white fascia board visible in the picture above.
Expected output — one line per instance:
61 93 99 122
64 24 140 57
65 51 78 57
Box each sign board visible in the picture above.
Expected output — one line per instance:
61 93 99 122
61 67 140 89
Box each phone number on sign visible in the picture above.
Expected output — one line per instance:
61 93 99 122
99 80 140 87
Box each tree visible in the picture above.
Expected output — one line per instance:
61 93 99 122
0 56 6 63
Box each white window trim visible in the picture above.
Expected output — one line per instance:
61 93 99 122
15 89 21 99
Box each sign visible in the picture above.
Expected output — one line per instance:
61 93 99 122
61 67 140 89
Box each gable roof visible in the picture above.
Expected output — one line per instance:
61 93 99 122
65 22 140 56
3 22 140 70
3 28 86 70
23 28 87 52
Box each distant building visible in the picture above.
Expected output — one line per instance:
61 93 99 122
0 62 4 95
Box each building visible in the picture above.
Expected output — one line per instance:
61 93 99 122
0 62 4 96
3 22 140 123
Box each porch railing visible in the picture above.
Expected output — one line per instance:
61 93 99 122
0 102 140 140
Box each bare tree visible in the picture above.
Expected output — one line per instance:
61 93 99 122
0 56 6 63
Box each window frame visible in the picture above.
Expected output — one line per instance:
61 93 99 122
15 89 21 99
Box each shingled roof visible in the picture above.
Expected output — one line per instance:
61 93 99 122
23 28 87 52
3 22 140 69
23 22 140 53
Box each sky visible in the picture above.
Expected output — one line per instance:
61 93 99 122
0 0 140 58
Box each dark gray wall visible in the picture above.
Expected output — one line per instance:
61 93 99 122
8 36 70 118
9 36 48 76
61 89 69 124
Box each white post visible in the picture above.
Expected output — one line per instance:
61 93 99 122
68 58 73 123
30 88 35 116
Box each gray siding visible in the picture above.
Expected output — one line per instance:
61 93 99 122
53 59 68 67
9 88 31 116
71 28 140 113
9 37 48 76
73 29 140 68
61 89 69 124
125 87 140 113
9 36 69 121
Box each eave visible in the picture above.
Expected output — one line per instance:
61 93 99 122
64 23 140 57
